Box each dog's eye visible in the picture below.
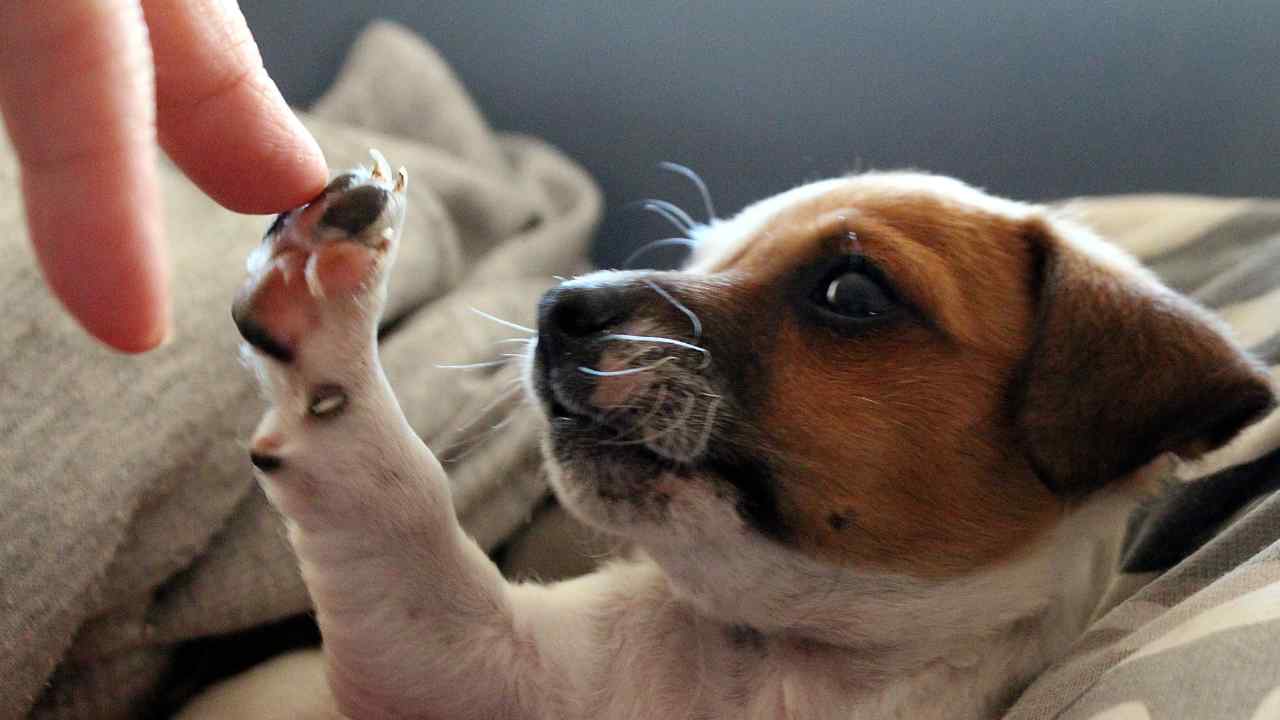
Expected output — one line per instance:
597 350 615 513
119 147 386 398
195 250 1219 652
820 270 896 319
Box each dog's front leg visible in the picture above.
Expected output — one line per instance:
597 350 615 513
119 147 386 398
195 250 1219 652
232 158 549 720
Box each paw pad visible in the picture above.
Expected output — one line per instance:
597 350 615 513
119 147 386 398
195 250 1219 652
232 150 407 364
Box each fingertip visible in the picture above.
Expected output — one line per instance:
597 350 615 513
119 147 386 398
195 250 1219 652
145 0 329 214
41 237 171 355
42 244 171 354
87 299 172 354
100 267 171 354
269 105 330 208
160 76 329 214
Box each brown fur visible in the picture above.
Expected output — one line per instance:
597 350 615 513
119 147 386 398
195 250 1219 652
1015 220 1276 494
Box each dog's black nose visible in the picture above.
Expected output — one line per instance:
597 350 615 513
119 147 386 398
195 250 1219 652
538 284 630 354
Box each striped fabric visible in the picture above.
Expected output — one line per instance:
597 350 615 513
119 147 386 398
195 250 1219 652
1004 197 1280 720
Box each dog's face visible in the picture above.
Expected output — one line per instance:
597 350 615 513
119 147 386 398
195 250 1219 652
529 173 1274 589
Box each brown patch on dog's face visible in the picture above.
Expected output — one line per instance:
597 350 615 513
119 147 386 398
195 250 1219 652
690 191 1063 577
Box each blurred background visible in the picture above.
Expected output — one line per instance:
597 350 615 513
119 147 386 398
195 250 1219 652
242 1 1280 268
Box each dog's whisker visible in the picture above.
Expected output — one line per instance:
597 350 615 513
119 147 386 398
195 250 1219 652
603 334 706 355
451 381 524 433
471 387 525 432
439 428 504 464
611 343 664 367
597 379 665 430
496 337 535 346
601 384 670 435
603 345 663 375
601 404 651 426
603 334 710 369
468 307 536 334
623 237 697 270
578 356 676 377
437 385 528 463
644 280 703 339
642 199 697 233
497 340 535 357
435 359 510 371
487 410 523 433
690 394 723 457
628 200 693 236
601 396 667 444
637 392 702 452
637 386 691 443
635 385 671 427
658 161 717 222
600 423 667 447
618 350 666 389
447 411 528 464
599 391 645 412
603 389 686 446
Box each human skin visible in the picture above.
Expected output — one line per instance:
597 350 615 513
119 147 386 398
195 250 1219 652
0 0 328 352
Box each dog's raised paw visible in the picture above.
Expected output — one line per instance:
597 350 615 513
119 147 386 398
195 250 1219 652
232 149 408 364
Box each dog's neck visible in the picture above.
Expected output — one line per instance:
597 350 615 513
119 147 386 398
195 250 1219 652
636 479 1140 688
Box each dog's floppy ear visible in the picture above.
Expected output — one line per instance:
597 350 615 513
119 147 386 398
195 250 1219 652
1014 219 1276 495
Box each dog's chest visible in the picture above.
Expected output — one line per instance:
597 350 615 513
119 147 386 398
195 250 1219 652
584 614 1016 720
737 659 1011 720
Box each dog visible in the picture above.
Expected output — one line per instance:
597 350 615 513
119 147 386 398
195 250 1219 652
225 155 1274 719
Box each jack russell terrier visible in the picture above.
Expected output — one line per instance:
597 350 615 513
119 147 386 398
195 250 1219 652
225 154 1275 719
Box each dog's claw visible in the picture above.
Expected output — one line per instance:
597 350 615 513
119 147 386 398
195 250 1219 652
394 167 408 193
369 148 391 181
304 253 326 299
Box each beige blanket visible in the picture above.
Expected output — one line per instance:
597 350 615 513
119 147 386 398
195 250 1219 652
0 22 599 719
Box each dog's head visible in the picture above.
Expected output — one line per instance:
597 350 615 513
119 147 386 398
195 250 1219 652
527 173 1274 630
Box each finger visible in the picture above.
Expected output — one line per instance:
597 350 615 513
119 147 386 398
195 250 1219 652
141 0 327 213
0 0 169 353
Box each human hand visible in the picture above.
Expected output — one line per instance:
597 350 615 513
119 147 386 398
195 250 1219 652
0 0 328 352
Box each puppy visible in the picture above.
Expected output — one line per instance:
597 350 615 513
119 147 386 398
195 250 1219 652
230 157 1275 719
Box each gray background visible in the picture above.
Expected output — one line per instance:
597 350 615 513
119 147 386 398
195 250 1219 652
242 1 1280 268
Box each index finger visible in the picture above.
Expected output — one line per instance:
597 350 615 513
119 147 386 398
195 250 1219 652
142 0 327 213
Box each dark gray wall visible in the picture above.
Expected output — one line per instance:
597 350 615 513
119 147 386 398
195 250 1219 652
243 2 1280 268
